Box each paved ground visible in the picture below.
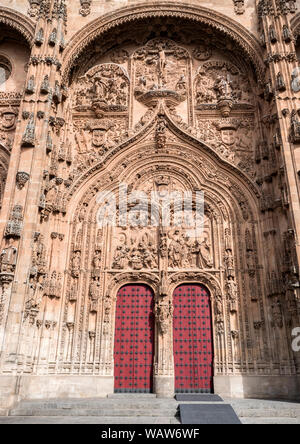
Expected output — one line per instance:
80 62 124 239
0 396 299 424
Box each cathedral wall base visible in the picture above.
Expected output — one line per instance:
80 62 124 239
1 374 300 415
0 375 114 415
154 375 175 398
0 376 19 415
214 375 300 400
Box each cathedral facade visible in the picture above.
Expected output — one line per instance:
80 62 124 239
0 0 300 413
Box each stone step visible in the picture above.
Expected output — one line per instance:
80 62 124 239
227 400 300 410
235 408 300 418
241 417 300 425
12 400 178 411
108 394 157 399
0 416 181 425
10 407 178 417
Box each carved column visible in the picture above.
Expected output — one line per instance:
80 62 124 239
154 266 174 398
0 1 67 378
258 0 300 371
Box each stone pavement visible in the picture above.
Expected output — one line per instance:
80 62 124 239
0 395 299 424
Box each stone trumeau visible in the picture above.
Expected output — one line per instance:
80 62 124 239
0 0 299 413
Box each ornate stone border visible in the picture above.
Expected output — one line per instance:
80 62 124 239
291 12 300 40
168 271 222 301
108 272 160 297
62 1 265 84
0 7 35 47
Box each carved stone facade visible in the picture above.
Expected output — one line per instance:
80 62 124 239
0 0 299 411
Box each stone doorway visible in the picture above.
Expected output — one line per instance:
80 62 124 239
114 284 155 393
173 284 214 394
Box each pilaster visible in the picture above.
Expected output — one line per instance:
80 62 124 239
0 0 67 375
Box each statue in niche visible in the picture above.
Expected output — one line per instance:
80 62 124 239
179 237 191 268
159 230 168 258
28 274 44 307
155 299 173 335
89 279 100 313
271 300 283 328
0 238 17 274
157 44 166 88
92 250 101 278
225 250 235 278
176 75 187 93
71 250 81 278
291 110 300 143
168 230 184 268
226 277 238 313
199 238 213 268
215 74 233 99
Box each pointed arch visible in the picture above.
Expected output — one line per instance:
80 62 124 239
62 1 265 84
0 7 35 47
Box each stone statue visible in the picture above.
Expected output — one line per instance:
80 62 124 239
89 279 100 313
226 277 238 313
0 238 17 274
168 230 183 268
71 251 81 278
112 245 130 269
200 239 213 268
92 250 101 278
157 45 166 87
215 75 233 98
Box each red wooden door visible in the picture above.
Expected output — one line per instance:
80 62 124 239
114 284 154 393
173 284 214 393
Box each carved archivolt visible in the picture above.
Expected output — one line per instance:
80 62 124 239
108 272 160 296
291 12 300 39
62 2 265 84
0 7 35 47
66 106 261 205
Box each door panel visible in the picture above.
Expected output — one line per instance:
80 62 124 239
114 284 154 393
173 284 214 393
